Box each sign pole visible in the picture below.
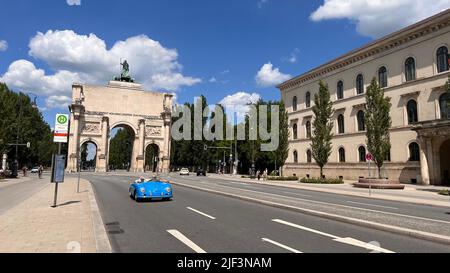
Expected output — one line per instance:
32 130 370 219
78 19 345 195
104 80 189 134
51 114 69 208
52 143 61 208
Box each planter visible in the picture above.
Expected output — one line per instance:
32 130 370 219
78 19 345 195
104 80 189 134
353 178 405 190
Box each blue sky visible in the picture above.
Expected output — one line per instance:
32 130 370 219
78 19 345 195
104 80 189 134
1 0 449 127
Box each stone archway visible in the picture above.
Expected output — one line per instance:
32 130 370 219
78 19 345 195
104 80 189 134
66 80 173 173
80 140 98 172
440 139 450 185
108 124 136 171
145 143 160 173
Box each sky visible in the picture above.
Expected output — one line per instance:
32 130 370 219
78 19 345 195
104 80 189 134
1 0 450 128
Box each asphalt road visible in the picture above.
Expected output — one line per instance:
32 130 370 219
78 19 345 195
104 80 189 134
84 173 450 253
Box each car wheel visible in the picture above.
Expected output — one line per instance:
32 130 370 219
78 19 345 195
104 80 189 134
134 190 139 202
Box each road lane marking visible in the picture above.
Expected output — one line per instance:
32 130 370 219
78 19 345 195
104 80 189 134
261 238 303 253
187 207 216 220
203 183 450 225
346 201 398 210
167 229 207 253
283 192 313 198
272 219 395 253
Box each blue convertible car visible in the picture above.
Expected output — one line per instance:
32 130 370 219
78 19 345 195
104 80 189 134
129 176 173 202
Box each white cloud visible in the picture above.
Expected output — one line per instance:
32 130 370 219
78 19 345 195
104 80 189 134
258 0 268 9
255 62 291 87
0 30 201 108
284 48 300 63
0 40 7 52
46 95 72 109
209 77 217 83
66 0 81 6
310 0 450 38
220 92 261 120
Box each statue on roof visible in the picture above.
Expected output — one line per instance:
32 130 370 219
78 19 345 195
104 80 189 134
114 60 135 83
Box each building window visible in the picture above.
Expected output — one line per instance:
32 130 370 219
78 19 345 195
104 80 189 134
437 46 449 73
293 151 298 164
407 100 418 124
293 124 298 140
339 148 346 163
359 146 367 162
384 150 391 162
306 92 311 108
440 93 450 119
356 74 364 94
357 110 365 132
337 81 344 100
293 96 298 112
378 66 388 88
405 57 416 82
307 150 312 163
409 142 420 162
338 114 345 134
306 121 312 139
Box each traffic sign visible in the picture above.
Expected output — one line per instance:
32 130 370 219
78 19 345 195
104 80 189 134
54 114 69 143
366 153 374 162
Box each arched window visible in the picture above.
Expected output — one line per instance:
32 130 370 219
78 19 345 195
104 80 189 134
306 121 312 139
337 81 344 100
405 57 416 82
306 92 311 108
359 146 367 162
356 74 364 94
293 123 298 140
407 100 418 124
339 148 346 163
338 114 345 134
378 66 388 88
440 93 450 119
437 46 449 73
293 96 298 112
357 110 365 132
293 151 298 163
409 142 420 162
307 150 312 163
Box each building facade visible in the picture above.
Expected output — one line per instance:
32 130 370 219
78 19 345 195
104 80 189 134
66 80 173 173
278 10 450 186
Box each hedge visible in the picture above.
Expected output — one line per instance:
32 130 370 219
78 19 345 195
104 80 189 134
267 176 299 181
300 177 344 184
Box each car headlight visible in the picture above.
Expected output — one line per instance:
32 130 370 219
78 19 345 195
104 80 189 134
165 187 172 193
140 188 146 193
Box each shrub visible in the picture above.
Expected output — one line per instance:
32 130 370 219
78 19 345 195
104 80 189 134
268 176 299 181
300 177 344 184
438 189 450 196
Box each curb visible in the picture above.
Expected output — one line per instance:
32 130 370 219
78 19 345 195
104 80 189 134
207 175 450 208
86 179 112 253
171 181 450 246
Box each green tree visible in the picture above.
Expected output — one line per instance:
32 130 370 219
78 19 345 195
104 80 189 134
311 81 334 178
365 77 392 178
109 129 133 169
271 101 289 176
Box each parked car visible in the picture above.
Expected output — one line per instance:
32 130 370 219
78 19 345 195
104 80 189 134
179 168 190 176
31 167 40 174
197 169 206 176
129 176 173 202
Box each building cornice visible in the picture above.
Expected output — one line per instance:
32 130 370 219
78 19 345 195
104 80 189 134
278 9 450 92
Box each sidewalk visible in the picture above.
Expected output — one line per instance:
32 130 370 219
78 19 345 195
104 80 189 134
208 174 450 207
0 177 111 253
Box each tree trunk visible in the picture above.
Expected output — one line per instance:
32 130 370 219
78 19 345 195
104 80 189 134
320 166 323 179
378 165 382 179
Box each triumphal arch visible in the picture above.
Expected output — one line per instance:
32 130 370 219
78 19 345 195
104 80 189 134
66 62 173 173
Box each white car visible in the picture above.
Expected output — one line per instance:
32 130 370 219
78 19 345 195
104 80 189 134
179 168 190 176
31 167 40 174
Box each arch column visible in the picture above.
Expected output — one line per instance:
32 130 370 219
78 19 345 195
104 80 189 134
418 137 430 185
97 117 109 172
136 119 146 172
161 109 171 173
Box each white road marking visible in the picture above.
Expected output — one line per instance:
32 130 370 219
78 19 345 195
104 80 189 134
261 238 303 253
207 183 450 225
272 219 395 253
346 201 398 210
167 229 207 253
283 192 313 198
187 207 216 220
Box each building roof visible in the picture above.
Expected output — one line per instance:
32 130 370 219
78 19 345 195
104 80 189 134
278 9 450 91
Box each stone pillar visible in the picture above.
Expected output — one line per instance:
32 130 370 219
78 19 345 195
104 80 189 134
162 110 171 173
419 138 430 185
426 138 435 185
136 119 146 172
2 154 7 171
97 117 109 172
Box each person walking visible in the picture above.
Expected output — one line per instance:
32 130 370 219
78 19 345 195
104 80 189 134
263 169 268 181
257 170 261 181
38 165 43 179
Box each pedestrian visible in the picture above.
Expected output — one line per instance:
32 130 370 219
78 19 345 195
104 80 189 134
257 170 261 181
263 169 268 181
38 165 43 179
22 166 27 177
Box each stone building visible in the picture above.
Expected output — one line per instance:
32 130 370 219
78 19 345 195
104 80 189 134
66 80 173 173
278 9 450 185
